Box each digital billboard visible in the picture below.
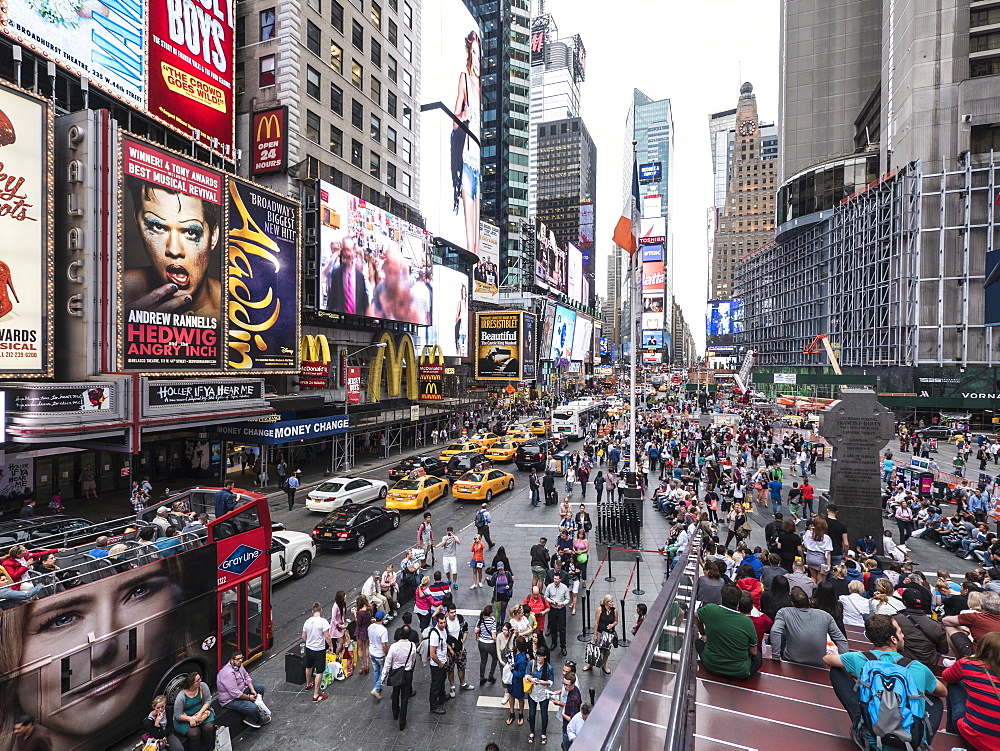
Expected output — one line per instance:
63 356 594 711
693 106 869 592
522 312 536 381
641 244 662 263
120 136 224 371
642 310 664 330
571 317 593 363
642 351 662 364
643 330 663 349
706 298 745 347
986 249 1000 326
534 221 565 292
567 243 583 303
549 304 577 360
1 0 145 108
642 194 661 219
422 265 468 358
420 0 481 255
640 217 666 244
0 83 51 376
317 180 432 325
476 311 526 381
539 299 556 359
600 336 609 355
642 259 664 295
474 220 500 302
639 162 662 183
225 178 299 370
147 0 235 154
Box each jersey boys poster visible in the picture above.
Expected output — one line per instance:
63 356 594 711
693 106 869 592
226 179 299 370
120 136 223 370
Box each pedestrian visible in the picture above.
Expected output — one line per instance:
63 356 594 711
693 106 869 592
529 468 541 507
594 471 604 504
418 512 435 568
530 537 550 591
428 612 450 715
12 714 53 751
475 503 494 549
368 610 389 699
78 463 99 500
385 625 418 731
301 603 333 702
585 594 618 675
525 647 556 745
543 470 556 506
557 672 583 749
470 534 486 588
578 464 589 498
565 702 592 748
508 636 530 727
544 572 570 656
276 458 288 489
488 561 514 623
216 651 269 728
284 471 300 511
475 604 499 686
438 526 461 589
444 604 475 695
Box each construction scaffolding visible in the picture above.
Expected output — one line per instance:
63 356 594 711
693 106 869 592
736 154 1000 370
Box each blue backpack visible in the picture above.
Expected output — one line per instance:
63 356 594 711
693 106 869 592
854 651 931 751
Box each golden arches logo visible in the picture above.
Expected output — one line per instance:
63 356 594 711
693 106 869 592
256 112 282 141
419 345 444 365
299 335 332 363
424 382 439 394
368 332 419 402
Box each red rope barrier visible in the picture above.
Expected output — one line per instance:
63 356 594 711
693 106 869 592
588 546 611 590
608 547 668 555
622 559 638 595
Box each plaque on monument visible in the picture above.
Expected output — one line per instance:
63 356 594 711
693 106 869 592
818 388 896 544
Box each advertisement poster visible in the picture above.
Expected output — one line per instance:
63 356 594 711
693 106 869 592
420 0 481 254
0 84 49 376
534 222 565 292
539 300 556 360
147 0 235 153
640 217 666 244
473 220 500 301
476 311 522 380
567 244 583 304
1 0 144 107
572 317 593 363
548 304 577 361
419 363 444 400
251 107 287 175
522 312 536 381
121 136 223 370
986 249 1000 326
226 179 299 370
0 457 31 500
346 365 362 403
642 243 663 263
643 330 664 349
7 384 112 413
642 194 662 219
317 180 432 325
642 259 665 295
706 298 744 347
300 361 329 389
431 266 468 357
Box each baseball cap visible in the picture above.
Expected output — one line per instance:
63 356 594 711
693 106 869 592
372 571 381 578
375 610 386 620
157 507 169 515
901 588 926 610
497 561 505 568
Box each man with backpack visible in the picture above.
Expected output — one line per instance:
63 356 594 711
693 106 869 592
475 504 494 550
823 614 946 749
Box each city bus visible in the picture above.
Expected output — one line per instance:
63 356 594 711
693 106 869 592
551 401 602 440
0 487 272 751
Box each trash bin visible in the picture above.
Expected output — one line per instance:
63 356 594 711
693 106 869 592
919 472 935 498
285 645 306 684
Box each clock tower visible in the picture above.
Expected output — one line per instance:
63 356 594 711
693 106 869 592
709 82 777 300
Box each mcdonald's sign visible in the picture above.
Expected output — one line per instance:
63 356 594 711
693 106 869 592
419 362 444 401
300 335 332 389
300 335 332 363
251 107 287 175
367 332 419 402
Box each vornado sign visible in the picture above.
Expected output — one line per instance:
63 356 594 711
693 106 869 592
251 107 287 175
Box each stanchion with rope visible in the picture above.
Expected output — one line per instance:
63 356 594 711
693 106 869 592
576 588 592 642
617 560 638 648
632 554 645 596
604 547 616 583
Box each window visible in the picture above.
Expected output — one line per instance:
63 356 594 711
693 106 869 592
259 54 275 87
236 15 245 47
307 21 321 55
306 111 321 143
387 162 397 188
331 0 343 31
388 19 397 46
403 1 412 28
389 0 396 10
352 99 364 129
352 20 364 50
400 170 411 196
401 138 411 164
351 139 363 167
402 35 412 62
971 55 1000 78
330 125 343 157
306 66 321 99
387 126 397 153
330 43 343 73
401 69 412 96
370 113 381 141
330 82 343 114
402 105 411 129
371 39 381 67
387 90 397 117
387 54 397 82
369 151 380 178
371 1 381 28
307 0 319 10
370 76 381 104
235 61 244 93
259 8 275 41
352 60 363 89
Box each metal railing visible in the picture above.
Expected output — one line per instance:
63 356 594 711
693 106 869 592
570 540 700 751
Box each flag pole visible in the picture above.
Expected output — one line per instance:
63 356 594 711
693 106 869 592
629 140 638 480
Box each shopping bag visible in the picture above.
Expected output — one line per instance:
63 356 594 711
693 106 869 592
253 693 272 720
215 726 232 751
340 644 355 678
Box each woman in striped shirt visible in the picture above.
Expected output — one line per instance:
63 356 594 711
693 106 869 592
475 605 498 686
943 631 1000 748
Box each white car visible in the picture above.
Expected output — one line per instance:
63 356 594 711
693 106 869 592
270 529 316 583
305 476 389 513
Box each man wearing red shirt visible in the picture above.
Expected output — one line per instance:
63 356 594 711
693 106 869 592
522 586 551 633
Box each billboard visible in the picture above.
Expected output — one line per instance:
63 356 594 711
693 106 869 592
419 265 468 358
475 311 528 381
572 317 593 363
641 243 663 263
474 220 500 302
567 243 583 303
225 178 299 370
640 217 666 244
0 83 51 376
986 249 1000 326
639 162 662 183
642 351 662 364
642 194 662 219
706 298 745 347
147 0 235 154
600 336 609 355
534 222 565 292
539 299 556 360
120 136 223 371
251 107 287 175
642 259 664 295
420 0 481 254
548 304 577 361
522 312 536 381
643 330 664 349
0 0 144 108
317 181 432 325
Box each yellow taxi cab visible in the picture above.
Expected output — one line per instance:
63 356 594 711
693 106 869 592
527 419 549 436
452 468 515 502
439 440 484 460
485 440 520 462
504 430 533 445
385 470 450 510
469 432 503 448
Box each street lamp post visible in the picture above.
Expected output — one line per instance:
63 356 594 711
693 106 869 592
337 341 387 473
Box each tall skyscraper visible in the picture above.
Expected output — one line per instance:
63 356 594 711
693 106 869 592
603 248 622 354
708 83 777 300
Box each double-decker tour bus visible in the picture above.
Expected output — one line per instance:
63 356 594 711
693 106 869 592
0 487 271 751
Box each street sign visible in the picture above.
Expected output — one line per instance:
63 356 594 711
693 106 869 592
505 385 515 394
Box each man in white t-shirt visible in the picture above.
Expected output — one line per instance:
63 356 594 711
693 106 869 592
368 610 389 699
437 527 461 589
301 602 333 701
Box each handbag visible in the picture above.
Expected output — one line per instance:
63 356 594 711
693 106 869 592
585 641 602 666
576 552 589 563
522 674 534 695
385 644 413 687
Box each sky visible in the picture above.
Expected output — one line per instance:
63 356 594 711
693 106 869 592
538 0 779 351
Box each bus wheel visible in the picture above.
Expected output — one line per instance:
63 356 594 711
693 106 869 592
158 661 204 707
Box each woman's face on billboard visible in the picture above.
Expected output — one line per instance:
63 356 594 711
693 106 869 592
17 564 179 739
137 188 218 296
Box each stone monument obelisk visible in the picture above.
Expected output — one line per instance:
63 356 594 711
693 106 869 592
818 388 896 543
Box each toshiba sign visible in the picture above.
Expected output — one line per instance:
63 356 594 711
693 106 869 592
251 107 287 175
